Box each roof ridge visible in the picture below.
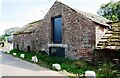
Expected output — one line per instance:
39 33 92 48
55 1 110 27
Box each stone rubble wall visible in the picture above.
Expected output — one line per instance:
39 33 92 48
13 1 107 60
34 2 97 60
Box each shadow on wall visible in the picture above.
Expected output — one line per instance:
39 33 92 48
94 49 120 62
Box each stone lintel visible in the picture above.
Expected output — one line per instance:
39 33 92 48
47 44 68 48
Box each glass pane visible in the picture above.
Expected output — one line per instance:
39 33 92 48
53 17 62 43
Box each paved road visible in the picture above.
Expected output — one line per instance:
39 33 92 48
0 51 67 76
0 42 12 52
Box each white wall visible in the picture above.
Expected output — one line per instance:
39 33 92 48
95 26 107 47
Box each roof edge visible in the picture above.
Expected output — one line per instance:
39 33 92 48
55 1 110 27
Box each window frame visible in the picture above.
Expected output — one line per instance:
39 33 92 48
51 15 62 44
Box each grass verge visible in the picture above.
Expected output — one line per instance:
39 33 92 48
6 49 120 78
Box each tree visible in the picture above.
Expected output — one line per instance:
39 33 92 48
97 1 120 21
0 35 6 41
4 27 20 36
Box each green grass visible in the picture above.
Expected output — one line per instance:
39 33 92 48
6 49 120 78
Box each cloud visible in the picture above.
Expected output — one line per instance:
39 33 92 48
1 0 114 36
17 7 48 22
2 0 49 2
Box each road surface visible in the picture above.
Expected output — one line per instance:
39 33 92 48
0 51 67 76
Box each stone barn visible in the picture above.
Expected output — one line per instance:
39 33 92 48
13 1 111 60
14 20 42 52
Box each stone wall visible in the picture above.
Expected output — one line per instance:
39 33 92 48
13 20 41 52
34 1 105 60
13 34 24 51
94 49 120 62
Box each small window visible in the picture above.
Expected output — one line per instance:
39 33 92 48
17 44 19 50
27 46 30 52
49 47 65 57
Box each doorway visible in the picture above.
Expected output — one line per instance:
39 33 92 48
27 45 30 52
49 47 65 57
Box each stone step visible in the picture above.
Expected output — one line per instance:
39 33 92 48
96 47 102 49
109 40 120 42
104 34 112 36
105 32 120 34
112 25 120 27
102 36 119 39
96 46 120 49
99 39 107 41
98 40 120 44
97 43 120 46
105 46 117 49
112 30 120 32
101 37 108 39
97 46 103 48
110 37 120 39
98 41 107 43
97 43 104 46
96 46 118 49
108 44 120 46
105 33 112 34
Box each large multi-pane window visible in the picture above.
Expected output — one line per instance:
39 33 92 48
52 15 62 44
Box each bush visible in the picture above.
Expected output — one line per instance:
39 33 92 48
96 61 120 78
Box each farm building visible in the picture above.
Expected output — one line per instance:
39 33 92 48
13 1 112 61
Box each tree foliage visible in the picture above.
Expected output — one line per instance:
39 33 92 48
0 35 7 41
97 1 120 21
4 27 20 36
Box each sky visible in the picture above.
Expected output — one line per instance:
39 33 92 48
0 0 119 36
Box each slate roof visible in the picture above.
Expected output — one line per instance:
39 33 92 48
14 20 42 35
74 9 110 27
22 20 42 33
56 1 110 27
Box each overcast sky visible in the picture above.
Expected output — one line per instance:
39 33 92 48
0 0 119 36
